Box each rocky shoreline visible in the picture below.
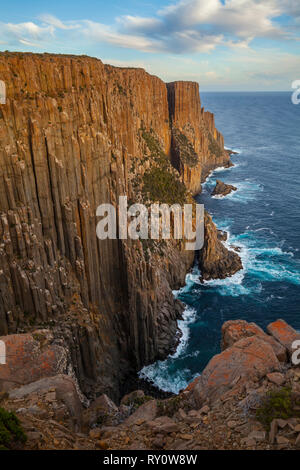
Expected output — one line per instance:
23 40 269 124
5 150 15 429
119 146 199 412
2 318 300 450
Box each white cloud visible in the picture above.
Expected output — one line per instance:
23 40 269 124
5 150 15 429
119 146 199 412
39 14 80 30
0 1 299 62
82 21 162 53
0 21 54 48
101 0 299 54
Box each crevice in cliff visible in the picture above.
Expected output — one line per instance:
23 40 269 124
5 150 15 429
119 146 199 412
28 119 43 230
44 136 59 248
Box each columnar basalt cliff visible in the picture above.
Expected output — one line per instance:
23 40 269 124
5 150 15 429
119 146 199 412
167 81 232 195
0 52 239 400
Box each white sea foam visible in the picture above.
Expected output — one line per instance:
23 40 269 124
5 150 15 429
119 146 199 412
139 304 198 393
139 362 199 394
224 146 242 155
173 305 197 358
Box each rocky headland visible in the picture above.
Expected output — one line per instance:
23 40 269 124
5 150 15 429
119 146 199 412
0 52 248 449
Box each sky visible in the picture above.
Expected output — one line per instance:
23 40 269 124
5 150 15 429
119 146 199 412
1 0 300 91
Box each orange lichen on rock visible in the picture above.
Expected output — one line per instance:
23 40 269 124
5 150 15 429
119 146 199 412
267 319 300 355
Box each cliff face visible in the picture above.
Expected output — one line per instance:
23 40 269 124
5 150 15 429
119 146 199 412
167 81 231 194
0 52 233 399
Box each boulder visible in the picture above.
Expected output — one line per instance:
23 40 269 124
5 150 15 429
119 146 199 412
188 335 280 406
121 390 145 406
147 416 179 434
266 372 285 386
267 319 300 357
0 331 69 392
222 320 287 362
217 230 228 242
123 399 157 427
9 374 82 430
83 394 119 428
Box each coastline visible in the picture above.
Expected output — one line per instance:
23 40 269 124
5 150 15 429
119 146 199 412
139 152 243 394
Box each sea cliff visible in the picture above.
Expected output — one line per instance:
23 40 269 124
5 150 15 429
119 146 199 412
0 52 240 402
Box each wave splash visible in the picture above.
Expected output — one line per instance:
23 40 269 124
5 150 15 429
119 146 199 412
139 302 198 394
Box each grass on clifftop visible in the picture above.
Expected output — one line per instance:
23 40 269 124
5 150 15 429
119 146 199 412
172 129 198 168
141 129 187 205
0 407 27 450
142 167 186 205
208 133 223 158
141 129 168 166
256 387 300 430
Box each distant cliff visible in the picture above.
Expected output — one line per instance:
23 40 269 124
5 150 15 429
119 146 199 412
0 52 239 399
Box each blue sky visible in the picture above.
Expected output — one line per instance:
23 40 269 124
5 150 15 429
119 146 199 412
1 0 300 90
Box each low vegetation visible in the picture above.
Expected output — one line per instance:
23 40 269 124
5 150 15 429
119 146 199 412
0 407 27 450
172 129 198 168
157 395 192 417
142 167 186 205
208 133 223 158
141 129 187 205
256 387 300 430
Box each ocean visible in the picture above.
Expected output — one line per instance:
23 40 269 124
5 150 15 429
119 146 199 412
140 91 300 394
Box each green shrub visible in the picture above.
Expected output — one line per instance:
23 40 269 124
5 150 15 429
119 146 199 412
256 387 300 430
157 395 192 417
142 167 186 205
131 395 153 410
0 407 27 450
140 128 187 205
172 130 198 167
141 130 168 166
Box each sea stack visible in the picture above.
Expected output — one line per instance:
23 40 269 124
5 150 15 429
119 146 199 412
212 179 237 197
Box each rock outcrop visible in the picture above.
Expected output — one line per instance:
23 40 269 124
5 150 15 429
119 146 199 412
221 320 287 362
0 330 71 392
199 212 243 281
267 319 300 357
189 335 280 406
9 374 83 431
212 179 237 197
188 319 299 407
0 52 233 400
3 318 300 450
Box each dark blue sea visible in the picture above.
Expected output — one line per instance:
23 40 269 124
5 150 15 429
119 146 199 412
141 92 300 393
